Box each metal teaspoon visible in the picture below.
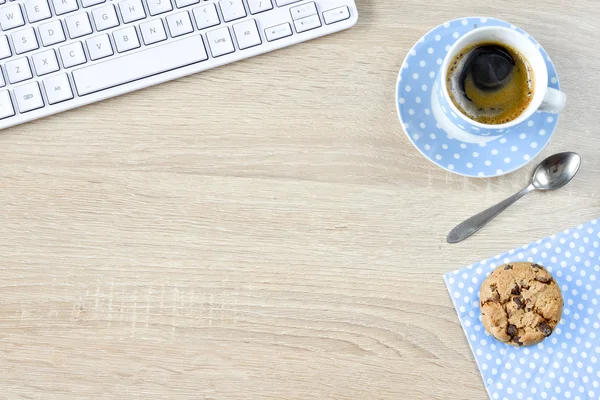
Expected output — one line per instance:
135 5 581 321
447 152 582 244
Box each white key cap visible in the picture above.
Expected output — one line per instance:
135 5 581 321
32 49 59 75
294 14 321 33
0 70 4 87
290 2 317 19
24 0 52 23
113 26 140 52
92 5 119 31
219 0 245 22
14 81 44 113
140 18 167 45
264 22 291 42
73 35 208 96
12 27 39 54
52 0 79 15
146 0 173 16
119 0 146 23
193 4 219 30
0 90 15 119
233 19 260 50
82 0 105 7
43 73 74 104
323 6 350 25
0 35 12 59
206 26 234 57
66 13 93 39
86 34 113 60
59 41 86 67
0 4 25 30
6 57 33 83
166 11 193 37
275 0 300 5
247 0 272 15
38 20 66 46
175 0 199 8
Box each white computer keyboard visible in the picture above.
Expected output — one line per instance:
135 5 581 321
0 0 358 130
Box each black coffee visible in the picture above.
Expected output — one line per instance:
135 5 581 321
446 41 534 125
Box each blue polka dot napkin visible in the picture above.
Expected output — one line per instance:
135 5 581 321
444 219 600 400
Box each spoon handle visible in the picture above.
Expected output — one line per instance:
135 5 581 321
447 184 535 244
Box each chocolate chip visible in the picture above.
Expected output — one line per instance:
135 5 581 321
504 264 513 270
512 336 523 346
514 297 525 310
539 322 553 337
511 285 521 295
535 275 553 284
532 263 543 269
506 324 517 337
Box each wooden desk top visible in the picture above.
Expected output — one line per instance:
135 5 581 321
1 0 599 398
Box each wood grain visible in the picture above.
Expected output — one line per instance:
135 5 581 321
1 0 599 399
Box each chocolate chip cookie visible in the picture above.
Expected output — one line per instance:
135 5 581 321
480 262 563 346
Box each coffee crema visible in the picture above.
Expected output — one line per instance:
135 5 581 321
446 41 534 125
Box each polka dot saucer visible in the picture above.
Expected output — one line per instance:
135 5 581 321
396 17 561 178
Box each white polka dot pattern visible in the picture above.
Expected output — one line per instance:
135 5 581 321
444 219 600 400
396 17 560 178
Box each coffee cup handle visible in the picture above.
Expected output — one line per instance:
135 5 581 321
538 88 566 114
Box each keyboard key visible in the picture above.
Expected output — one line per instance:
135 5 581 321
294 14 321 33
59 41 86 67
38 19 66 46
32 49 60 75
66 13 93 39
193 3 219 30
53 0 79 15
264 23 291 42
14 81 44 112
119 0 146 23
0 90 15 119
147 0 173 16
247 0 272 15
219 0 245 22
167 11 193 37
290 2 317 20
323 6 350 25
0 35 12 59
86 33 113 60
12 27 39 54
43 73 74 104
5 57 33 83
82 0 106 7
0 4 25 30
0 70 4 87
113 26 140 52
175 0 199 8
206 27 234 57
93 5 119 31
275 0 300 5
24 0 52 23
233 19 260 50
140 18 167 45
72 35 208 96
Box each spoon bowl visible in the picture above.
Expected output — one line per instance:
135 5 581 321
531 152 581 191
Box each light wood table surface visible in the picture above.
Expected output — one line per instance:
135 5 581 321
1 0 599 399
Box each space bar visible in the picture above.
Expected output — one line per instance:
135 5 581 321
72 35 208 96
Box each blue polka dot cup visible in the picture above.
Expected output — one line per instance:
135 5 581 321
434 26 566 137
